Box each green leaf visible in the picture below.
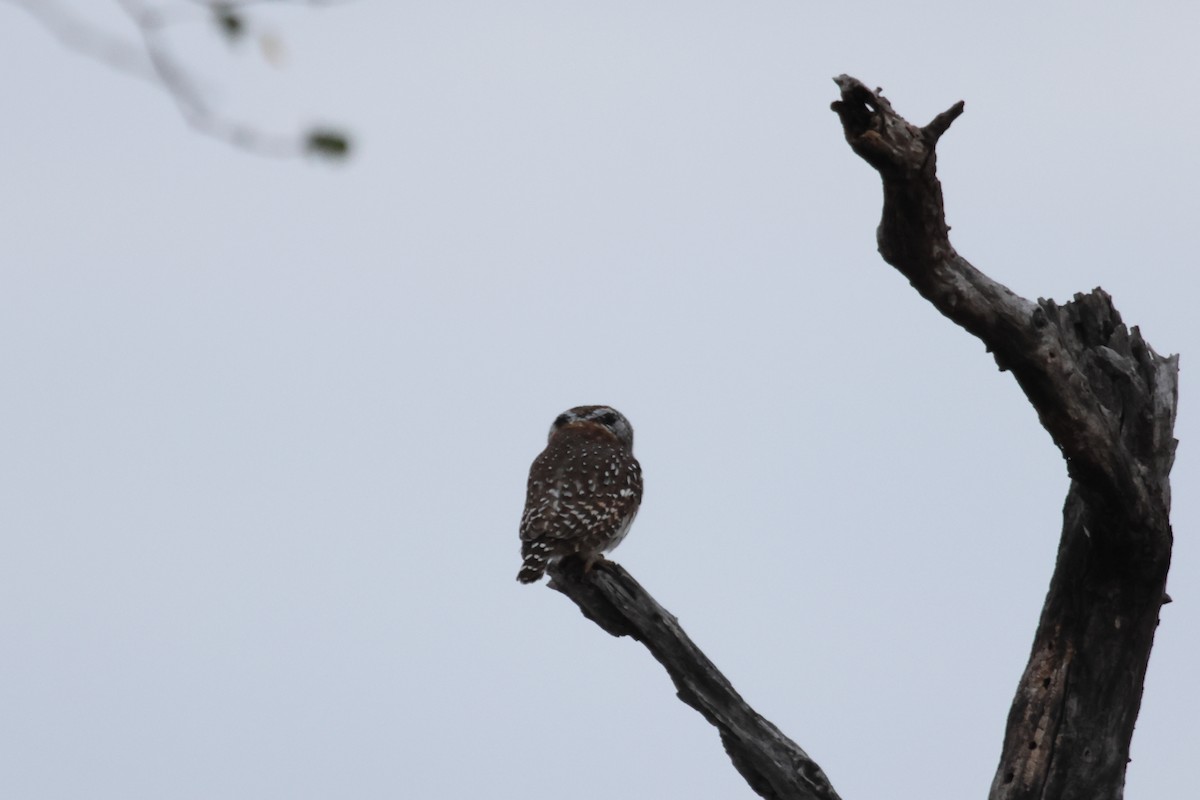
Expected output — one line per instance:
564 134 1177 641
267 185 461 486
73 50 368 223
305 129 353 159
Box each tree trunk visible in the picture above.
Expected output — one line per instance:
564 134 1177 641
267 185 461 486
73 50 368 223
830 75 1177 800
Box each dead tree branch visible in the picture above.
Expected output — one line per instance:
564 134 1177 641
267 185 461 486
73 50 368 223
548 558 841 800
831 74 1177 800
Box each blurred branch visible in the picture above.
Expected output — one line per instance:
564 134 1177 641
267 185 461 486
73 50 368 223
4 0 352 159
6 0 158 83
187 0 357 7
186 0 357 7
548 558 842 800
116 0 304 156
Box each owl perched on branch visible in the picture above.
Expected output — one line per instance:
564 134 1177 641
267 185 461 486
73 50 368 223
517 406 643 584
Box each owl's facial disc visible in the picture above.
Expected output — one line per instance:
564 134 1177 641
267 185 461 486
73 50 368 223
546 406 634 451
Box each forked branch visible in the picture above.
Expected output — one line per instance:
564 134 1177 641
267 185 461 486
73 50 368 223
542 75 1177 800
831 74 1177 800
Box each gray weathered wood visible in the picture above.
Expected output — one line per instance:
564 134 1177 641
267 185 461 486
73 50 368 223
541 76 1177 800
831 74 1178 800
548 558 842 800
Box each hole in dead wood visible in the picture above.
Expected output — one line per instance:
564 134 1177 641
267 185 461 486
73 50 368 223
1004 772 1014 784
1029 741 1038 750
1043 677 1051 688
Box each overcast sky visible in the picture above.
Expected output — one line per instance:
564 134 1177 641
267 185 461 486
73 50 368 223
2 2 1196 798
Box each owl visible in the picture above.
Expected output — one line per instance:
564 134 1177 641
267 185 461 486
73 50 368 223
517 405 644 584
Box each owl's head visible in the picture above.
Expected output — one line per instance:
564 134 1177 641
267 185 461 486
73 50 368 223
549 405 635 452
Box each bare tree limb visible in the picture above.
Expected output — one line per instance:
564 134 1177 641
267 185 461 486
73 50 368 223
831 74 1177 800
4 0 352 159
547 558 841 800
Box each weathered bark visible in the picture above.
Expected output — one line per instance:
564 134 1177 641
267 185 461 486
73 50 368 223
830 75 1178 800
541 76 1176 800
547 558 841 800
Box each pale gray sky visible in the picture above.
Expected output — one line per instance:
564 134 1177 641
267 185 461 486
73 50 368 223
2 2 1195 798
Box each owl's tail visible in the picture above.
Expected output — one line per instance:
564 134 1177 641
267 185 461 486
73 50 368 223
517 542 550 584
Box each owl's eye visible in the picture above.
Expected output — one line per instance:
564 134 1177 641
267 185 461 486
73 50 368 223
598 412 619 426
554 414 570 428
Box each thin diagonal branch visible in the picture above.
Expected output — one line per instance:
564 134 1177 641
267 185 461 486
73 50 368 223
548 558 841 800
832 74 1177 800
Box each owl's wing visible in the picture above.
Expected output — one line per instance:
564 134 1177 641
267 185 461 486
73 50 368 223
519 437 642 549
518 471 571 543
